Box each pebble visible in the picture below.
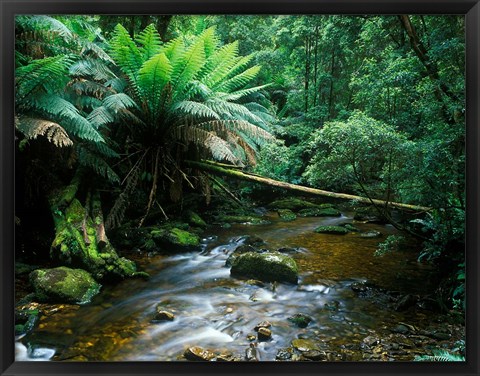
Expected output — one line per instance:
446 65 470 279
257 327 272 341
184 346 216 361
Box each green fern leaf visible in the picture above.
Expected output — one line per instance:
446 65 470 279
135 24 162 61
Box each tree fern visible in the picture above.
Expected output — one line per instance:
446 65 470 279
136 23 163 61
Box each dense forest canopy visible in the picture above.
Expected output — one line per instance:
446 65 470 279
15 14 465 322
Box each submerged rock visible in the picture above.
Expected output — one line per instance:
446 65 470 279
230 252 299 284
314 226 349 235
29 267 101 304
276 348 293 361
340 223 360 232
288 313 313 328
245 344 258 361
302 350 327 361
184 346 215 361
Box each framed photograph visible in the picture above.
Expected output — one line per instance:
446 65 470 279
1 1 479 376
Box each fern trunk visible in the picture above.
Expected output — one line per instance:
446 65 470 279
49 178 145 281
186 160 432 213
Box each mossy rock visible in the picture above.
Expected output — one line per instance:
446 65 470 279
297 207 341 217
15 308 40 336
314 226 349 235
225 244 258 267
353 206 387 223
340 223 360 232
278 209 297 221
230 251 298 284
267 198 326 211
29 267 101 304
288 313 313 328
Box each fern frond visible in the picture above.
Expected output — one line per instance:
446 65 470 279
109 24 143 81
172 100 220 120
214 65 262 93
17 15 73 39
136 24 162 61
195 119 273 145
170 36 206 97
172 126 240 165
68 78 111 99
218 84 270 102
87 106 115 128
16 55 73 103
199 27 219 58
31 94 104 142
201 41 239 87
205 99 268 128
415 350 464 362
16 117 73 147
102 93 138 114
137 52 172 115
69 58 115 81
76 145 120 183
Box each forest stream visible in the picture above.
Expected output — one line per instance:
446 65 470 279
15 211 462 362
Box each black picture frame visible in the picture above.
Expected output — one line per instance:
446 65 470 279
1 1 479 375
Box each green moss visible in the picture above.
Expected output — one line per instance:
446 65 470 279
278 209 297 221
298 207 341 217
30 266 101 304
341 223 360 232
314 226 349 235
230 251 298 284
168 228 200 247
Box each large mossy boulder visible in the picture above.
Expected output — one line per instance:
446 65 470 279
215 214 270 226
29 267 101 304
230 252 298 284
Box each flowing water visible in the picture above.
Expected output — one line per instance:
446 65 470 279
17 212 441 362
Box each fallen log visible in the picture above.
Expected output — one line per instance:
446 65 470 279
185 160 432 212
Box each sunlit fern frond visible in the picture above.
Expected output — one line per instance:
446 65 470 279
205 99 269 129
195 120 273 145
135 23 163 61
214 65 261 93
16 117 73 147
170 36 206 99
218 84 270 102
200 41 239 87
109 24 143 82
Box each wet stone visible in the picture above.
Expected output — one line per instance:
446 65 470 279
276 348 293 361
392 324 410 334
395 294 418 311
302 350 327 361
246 334 256 341
254 321 272 331
363 335 380 347
245 344 258 361
154 307 175 321
257 327 272 341
291 338 319 352
184 346 215 361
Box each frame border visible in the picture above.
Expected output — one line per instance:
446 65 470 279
1 1 479 375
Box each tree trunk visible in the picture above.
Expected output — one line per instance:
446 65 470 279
186 160 432 212
49 175 147 281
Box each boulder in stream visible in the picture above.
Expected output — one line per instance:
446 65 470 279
298 207 341 217
277 209 297 221
150 227 201 251
183 346 216 361
230 252 298 284
29 266 101 304
257 327 272 341
288 313 313 328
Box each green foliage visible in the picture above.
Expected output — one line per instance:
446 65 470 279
414 349 464 362
304 111 414 198
374 235 406 257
